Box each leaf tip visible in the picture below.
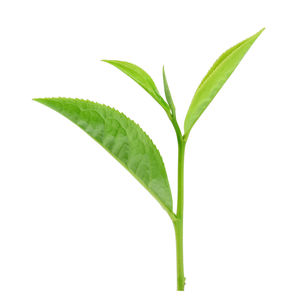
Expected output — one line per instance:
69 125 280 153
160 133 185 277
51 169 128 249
32 98 43 103
254 27 265 39
101 59 113 64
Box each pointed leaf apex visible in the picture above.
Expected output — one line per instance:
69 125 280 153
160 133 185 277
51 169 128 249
184 29 264 136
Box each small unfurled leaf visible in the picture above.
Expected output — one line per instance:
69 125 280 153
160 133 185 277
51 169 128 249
103 60 170 113
162 66 176 117
34 98 173 214
184 28 264 137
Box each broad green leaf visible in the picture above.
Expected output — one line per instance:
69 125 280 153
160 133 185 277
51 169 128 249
102 60 170 113
34 98 173 215
184 28 264 136
162 66 176 117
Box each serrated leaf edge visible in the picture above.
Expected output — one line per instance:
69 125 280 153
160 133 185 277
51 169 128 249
34 97 175 219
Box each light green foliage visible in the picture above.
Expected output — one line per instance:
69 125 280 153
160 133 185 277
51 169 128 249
34 98 173 215
184 28 264 137
162 67 176 117
35 29 263 291
103 60 170 113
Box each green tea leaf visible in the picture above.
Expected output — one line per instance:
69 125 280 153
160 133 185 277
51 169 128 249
184 28 264 136
34 98 173 215
103 60 170 113
162 66 176 117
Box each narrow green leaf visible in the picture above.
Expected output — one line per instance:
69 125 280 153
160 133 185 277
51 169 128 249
184 28 264 136
162 66 176 117
102 60 170 113
34 98 174 216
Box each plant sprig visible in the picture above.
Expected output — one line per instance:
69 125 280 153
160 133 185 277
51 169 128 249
34 28 264 291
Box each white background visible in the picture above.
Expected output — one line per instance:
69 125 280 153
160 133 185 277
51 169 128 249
1 0 299 296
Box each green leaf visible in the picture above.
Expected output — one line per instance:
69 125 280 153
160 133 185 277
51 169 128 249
184 28 264 136
34 98 174 216
162 66 176 117
102 60 170 113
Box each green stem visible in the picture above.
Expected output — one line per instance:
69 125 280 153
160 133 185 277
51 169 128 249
167 111 187 291
174 137 186 291
174 218 185 290
169 114 186 291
